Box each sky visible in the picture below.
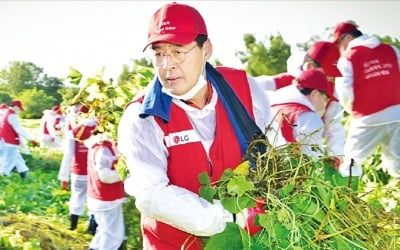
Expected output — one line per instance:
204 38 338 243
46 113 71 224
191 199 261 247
1 1 399 82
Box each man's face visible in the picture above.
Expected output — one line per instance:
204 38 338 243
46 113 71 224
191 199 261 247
336 34 351 55
309 89 329 114
151 41 207 96
13 106 21 114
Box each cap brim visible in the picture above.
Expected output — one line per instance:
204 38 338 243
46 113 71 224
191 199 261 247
326 81 338 101
143 33 197 51
332 35 341 44
323 64 342 77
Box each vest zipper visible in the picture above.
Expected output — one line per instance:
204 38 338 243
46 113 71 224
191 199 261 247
208 158 213 176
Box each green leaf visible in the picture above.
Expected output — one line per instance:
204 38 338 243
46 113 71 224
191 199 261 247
221 196 254 214
227 176 254 196
336 199 348 211
204 223 245 250
199 186 216 203
65 66 82 85
279 182 295 198
323 164 359 190
198 172 211 185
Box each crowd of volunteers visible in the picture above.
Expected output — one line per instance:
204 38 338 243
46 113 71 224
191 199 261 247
1 2 399 249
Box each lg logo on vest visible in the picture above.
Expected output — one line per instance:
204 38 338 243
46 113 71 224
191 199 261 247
164 130 200 148
173 135 189 144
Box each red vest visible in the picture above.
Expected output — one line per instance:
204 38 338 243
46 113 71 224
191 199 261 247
347 43 400 117
87 141 124 201
0 108 20 145
271 103 311 143
141 67 254 250
71 140 88 175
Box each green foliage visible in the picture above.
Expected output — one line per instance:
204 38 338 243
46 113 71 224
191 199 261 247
378 35 400 50
0 125 144 249
16 88 57 119
0 61 43 96
0 61 64 108
200 138 400 249
58 86 80 107
0 90 12 105
64 64 153 180
122 197 143 248
236 33 291 76
117 58 153 86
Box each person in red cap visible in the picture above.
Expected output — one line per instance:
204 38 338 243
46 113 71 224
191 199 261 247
270 69 330 157
83 131 126 250
332 21 400 178
117 2 283 249
57 106 97 231
38 105 64 148
260 41 345 165
0 100 38 178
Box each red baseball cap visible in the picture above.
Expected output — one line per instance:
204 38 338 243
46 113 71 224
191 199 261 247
296 69 328 93
12 100 24 111
307 41 342 77
52 105 62 115
332 21 357 43
143 2 208 51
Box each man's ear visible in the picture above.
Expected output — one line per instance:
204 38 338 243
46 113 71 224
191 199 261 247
203 39 213 60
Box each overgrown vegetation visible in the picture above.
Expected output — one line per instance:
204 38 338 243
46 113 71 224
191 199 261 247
199 136 400 249
0 121 142 249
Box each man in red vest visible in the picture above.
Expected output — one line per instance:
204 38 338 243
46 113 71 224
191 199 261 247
38 105 63 148
117 2 283 249
270 69 330 157
0 100 38 178
84 129 126 250
333 21 400 178
260 41 345 164
57 105 97 231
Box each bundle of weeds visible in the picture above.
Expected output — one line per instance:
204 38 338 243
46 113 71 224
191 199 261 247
241 137 400 249
201 135 399 249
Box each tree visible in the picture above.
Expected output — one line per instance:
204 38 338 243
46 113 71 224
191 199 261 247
0 61 43 96
58 87 80 107
0 61 64 105
40 75 64 104
117 58 153 86
0 91 12 105
379 35 400 50
17 88 56 119
236 33 291 76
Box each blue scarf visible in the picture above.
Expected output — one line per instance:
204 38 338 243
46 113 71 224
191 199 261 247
139 63 262 155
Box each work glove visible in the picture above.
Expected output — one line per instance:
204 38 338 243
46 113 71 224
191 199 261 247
236 198 266 236
61 181 69 191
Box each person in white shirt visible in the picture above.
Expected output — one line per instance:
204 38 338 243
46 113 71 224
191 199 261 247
0 100 38 178
117 2 283 249
270 69 330 157
333 21 400 178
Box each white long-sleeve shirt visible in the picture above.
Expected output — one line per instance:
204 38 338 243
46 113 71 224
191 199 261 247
4 113 33 148
118 75 282 236
269 85 325 158
85 135 126 212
